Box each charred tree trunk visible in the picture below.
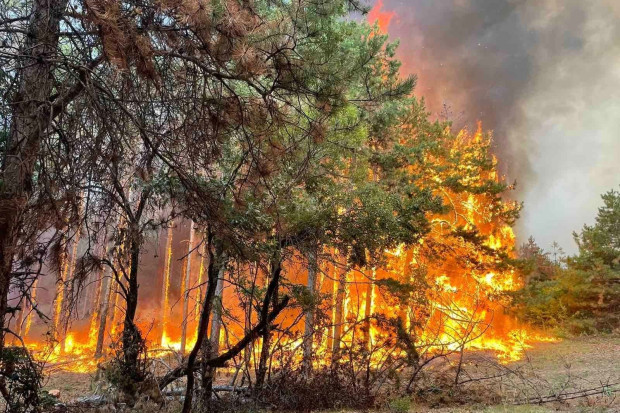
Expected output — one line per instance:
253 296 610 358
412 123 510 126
0 0 67 352
255 257 282 390
159 257 287 393
120 228 145 393
181 235 224 413
199 260 227 409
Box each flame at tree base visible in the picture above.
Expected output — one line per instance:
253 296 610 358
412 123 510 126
15 127 554 374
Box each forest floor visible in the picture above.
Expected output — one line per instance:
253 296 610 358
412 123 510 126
41 334 620 412
413 334 620 412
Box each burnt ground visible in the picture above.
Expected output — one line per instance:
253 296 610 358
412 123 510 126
40 334 620 412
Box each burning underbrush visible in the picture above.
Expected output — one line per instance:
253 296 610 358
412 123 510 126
4 127 555 411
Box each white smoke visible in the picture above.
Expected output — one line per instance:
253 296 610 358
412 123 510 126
512 1 620 252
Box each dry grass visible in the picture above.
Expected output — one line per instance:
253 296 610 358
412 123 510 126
410 334 620 412
39 335 620 411
518 334 620 386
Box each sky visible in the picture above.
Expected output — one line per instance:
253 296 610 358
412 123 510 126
368 0 620 253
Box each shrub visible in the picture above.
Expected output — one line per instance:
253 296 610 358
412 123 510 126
0 346 43 412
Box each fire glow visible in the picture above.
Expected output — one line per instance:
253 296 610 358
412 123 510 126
10 127 553 374
6 3 555 375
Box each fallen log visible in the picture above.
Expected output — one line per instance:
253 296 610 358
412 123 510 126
68 394 108 407
164 386 249 396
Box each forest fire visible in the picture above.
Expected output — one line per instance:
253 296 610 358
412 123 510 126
10 127 551 375
3 2 556 376
3 1 619 411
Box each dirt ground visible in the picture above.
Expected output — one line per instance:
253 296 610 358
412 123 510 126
41 335 620 412
414 335 620 412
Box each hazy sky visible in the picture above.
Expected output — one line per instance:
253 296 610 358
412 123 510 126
371 0 620 253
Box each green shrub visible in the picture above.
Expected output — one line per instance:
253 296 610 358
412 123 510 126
388 396 411 413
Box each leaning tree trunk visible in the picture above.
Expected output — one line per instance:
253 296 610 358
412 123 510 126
0 0 67 351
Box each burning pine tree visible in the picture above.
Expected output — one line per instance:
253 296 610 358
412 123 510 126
1 0 553 409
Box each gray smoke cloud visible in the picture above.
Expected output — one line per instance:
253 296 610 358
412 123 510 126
378 0 620 253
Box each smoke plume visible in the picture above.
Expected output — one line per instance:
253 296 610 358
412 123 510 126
371 0 620 253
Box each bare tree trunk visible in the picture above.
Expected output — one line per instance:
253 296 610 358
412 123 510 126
364 267 375 350
0 0 67 352
180 221 195 354
255 257 281 390
82 243 105 317
199 260 227 409
209 264 226 354
23 279 38 338
12 303 24 345
332 268 347 357
326 260 334 353
160 224 174 345
242 263 257 387
181 235 224 413
302 248 317 374
56 232 81 351
95 269 113 358
50 236 74 351
194 239 207 322
120 226 145 395
159 257 288 393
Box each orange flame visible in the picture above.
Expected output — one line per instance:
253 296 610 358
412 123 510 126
368 0 395 34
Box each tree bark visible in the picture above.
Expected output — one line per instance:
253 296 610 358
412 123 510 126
302 248 317 374
363 267 375 350
199 260 227 409
0 0 67 352
160 224 174 345
180 221 195 354
181 238 224 413
255 257 281 390
95 267 113 358
120 228 144 392
332 267 347 358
